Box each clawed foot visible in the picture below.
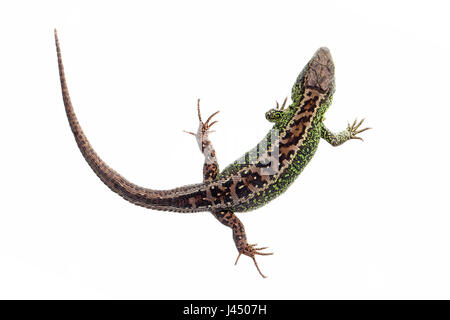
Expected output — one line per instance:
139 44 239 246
235 243 273 278
347 118 371 141
184 98 220 139
275 97 288 111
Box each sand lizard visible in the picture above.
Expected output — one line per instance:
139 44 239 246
54 30 370 278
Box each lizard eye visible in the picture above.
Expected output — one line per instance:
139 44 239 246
265 109 283 123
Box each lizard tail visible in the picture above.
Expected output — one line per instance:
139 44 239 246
54 29 209 213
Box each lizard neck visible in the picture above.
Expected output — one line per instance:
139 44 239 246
277 88 326 168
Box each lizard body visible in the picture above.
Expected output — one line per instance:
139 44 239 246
55 30 369 277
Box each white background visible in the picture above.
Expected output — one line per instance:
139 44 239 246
0 0 449 299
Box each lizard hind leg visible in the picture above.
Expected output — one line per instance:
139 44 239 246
186 99 273 278
184 98 220 181
212 210 273 278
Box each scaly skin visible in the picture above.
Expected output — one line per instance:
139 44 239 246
55 29 370 278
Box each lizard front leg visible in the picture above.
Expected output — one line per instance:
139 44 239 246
185 99 272 278
321 118 371 146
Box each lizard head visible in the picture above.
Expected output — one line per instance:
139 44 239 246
292 47 335 105
303 47 335 93
266 48 335 126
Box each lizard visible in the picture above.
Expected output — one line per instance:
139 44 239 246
54 29 370 278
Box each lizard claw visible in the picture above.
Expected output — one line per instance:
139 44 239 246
197 99 220 134
184 99 220 152
234 243 273 278
183 130 196 136
275 96 288 111
184 99 220 137
347 118 371 141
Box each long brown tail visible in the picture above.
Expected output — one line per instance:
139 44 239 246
54 29 207 213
